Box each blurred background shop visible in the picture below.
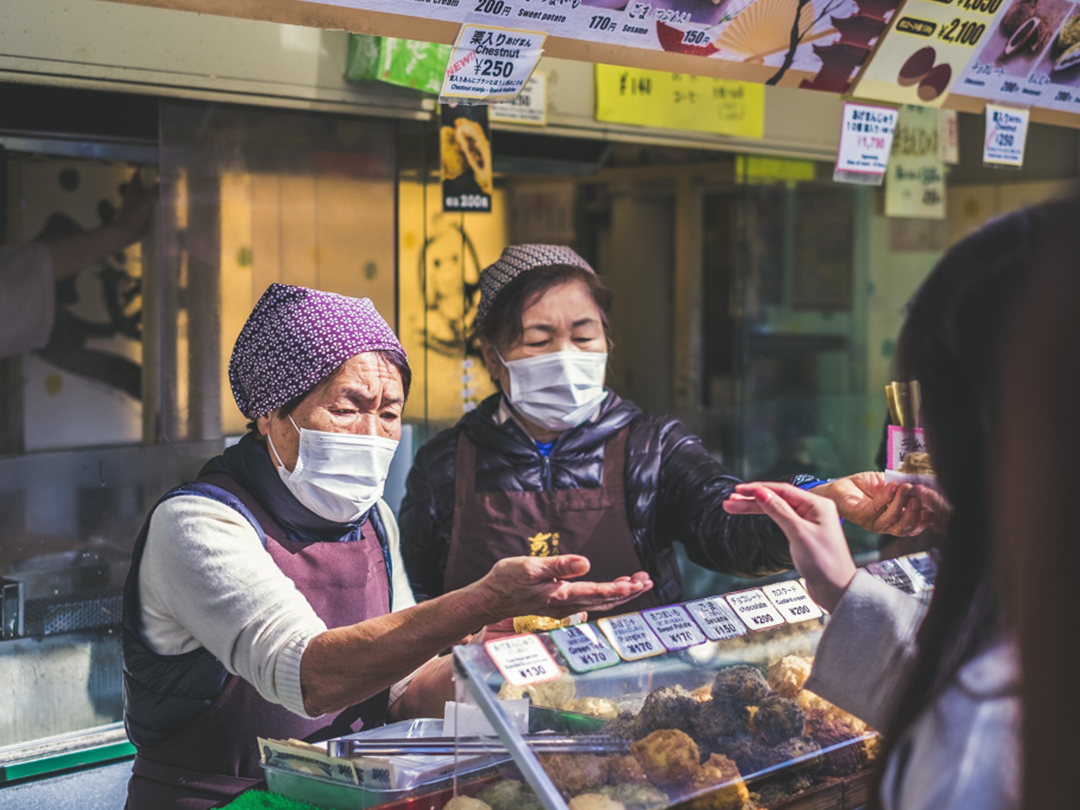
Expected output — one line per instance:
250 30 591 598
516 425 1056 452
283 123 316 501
0 0 1077 802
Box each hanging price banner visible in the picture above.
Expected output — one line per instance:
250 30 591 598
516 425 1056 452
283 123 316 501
441 24 546 104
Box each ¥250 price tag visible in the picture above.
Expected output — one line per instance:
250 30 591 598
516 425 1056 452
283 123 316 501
762 581 823 623
597 613 666 661
485 634 561 687
551 624 619 674
641 605 707 651
441 24 546 104
685 596 748 641
725 588 786 632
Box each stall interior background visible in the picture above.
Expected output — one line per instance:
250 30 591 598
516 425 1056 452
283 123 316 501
0 87 1076 757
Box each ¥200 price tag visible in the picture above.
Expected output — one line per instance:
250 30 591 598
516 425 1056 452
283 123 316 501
550 624 620 674
441 24 546 104
597 613 666 661
762 581 823 624
485 634 561 687
641 605 707 651
725 588 786 632
685 596 748 641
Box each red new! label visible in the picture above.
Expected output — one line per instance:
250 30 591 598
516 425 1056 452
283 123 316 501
656 21 720 57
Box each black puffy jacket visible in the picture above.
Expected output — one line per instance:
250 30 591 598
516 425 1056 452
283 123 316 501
400 392 810 605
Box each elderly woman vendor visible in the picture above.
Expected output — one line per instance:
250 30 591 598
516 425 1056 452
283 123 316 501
400 246 932 611
121 284 650 809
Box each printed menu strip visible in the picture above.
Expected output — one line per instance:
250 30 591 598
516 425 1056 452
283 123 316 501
725 588 787 632
597 613 666 661
685 596 748 641
550 624 620 673
762 580 824 623
485 634 562 687
641 605 708 651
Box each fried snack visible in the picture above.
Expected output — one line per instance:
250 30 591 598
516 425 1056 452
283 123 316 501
569 794 625 810
540 753 610 795
477 781 528 810
752 695 806 745
596 784 669 810
564 697 621 720
689 701 734 748
607 755 648 785
603 711 642 741
638 686 698 734
443 797 493 810
690 684 713 702
807 718 869 777
440 126 466 180
631 729 700 788
454 118 493 194
514 615 568 634
498 668 576 708
1058 11 1080 51
763 736 822 773
711 666 770 713
679 754 749 810
798 691 869 736
754 773 814 806
710 735 768 777
767 656 813 700
899 451 934 475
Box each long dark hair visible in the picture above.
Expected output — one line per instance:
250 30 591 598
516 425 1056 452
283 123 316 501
873 202 1070 800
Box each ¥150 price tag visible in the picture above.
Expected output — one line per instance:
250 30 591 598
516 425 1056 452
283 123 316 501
597 613 666 661
441 24 546 104
641 605 707 651
485 634 561 687
762 581 823 623
725 588 786 632
685 596 747 641
550 624 620 673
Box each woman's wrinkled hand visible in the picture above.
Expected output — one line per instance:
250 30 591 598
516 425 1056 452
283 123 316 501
801 472 946 536
724 482 856 612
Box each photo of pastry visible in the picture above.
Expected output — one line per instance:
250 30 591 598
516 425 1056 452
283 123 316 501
979 0 1073 78
440 104 493 211
454 117 493 195
1030 4 1080 86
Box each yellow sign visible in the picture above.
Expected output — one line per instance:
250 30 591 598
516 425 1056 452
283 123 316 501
735 156 817 184
595 65 765 140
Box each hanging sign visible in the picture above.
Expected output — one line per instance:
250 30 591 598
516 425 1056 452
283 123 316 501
983 103 1030 166
485 634 562 687
834 102 899 185
441 104 493 212
685 596 748 641
551 624 620 673
885 105 947 219
595 65 765 139
597 613 666 661
440 24 546 103
490 72 547 124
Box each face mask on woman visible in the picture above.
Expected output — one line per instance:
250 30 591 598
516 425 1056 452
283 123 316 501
267 415 398 523
497 349 609 432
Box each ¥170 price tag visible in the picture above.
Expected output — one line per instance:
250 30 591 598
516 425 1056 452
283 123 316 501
597 613 665 661
485 634 561 687
685 596 747 640
551 624 620 673
641 605 707 651
762 581 823 623
725 588 786 632
441 24 546 104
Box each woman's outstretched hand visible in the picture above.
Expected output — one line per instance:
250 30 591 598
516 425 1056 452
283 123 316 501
724 482 857 612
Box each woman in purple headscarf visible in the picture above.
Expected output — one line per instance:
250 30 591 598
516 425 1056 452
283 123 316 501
121 284 651 810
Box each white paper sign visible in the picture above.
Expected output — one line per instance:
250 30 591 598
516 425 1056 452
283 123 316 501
685 597 748 641
490 72 547 125
597 613 666 661
834 103 899 186
725 588 786 632
485 634 561 687
983 105 1029 168
641 605 707 651
762 581 823 623
441 24 546 103
550 624 620 674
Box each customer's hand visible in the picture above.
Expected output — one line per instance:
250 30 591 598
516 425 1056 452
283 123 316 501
809 473 933 536
724 482 856 612
474 556 652 625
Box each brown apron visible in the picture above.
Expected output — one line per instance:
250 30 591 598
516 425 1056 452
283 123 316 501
125 473 391 810
444 428 660 619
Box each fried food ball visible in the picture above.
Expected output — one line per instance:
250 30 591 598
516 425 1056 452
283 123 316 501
638 686 698 734
799 691 869 736
477 780 528 810
539 753 610 795
752 695 806 745
688 702 734 749
596 784 669 810
443 797 492 810
708 735 768 777
762 736 822 773
809 721 869 777
498 669 577 709
607 755 648 785
603 711 643 741
690 684 713 702
711 666 770 713
631 729 700 788
568 793 625 810
564 697 622 720
678 754 749 810
767 656 813 700
753 773 814 806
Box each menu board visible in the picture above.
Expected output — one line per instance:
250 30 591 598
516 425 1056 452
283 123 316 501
954 0 1080 111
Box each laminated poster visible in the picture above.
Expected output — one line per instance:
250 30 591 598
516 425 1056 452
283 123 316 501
885 105 947 218
955 0 1080 113
441 104 493 213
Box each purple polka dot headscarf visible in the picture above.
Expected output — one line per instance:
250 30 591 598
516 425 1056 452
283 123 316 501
475 245 594 330
229 284 406 419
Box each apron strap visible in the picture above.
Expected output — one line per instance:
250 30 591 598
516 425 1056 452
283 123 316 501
454 432 479 504
600 427 629 493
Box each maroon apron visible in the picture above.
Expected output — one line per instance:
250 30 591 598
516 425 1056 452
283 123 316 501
444 428 660 619
125 473 391 810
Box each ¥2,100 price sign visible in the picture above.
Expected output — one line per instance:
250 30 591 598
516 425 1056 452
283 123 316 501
441 24 546 104
485 634 561 687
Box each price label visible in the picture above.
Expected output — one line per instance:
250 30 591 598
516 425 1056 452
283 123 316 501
983 104 1029 168
834 103 898 185
485 634 561 687
762 581 824 623
685 596 748 641
866 559 917 594
641 605 707 651
441 24 546 104
898 552 937 590
550 624 620 673
597 613 666 661
725 588 786 632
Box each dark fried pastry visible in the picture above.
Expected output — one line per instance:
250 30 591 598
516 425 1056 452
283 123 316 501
763 736 822 773
810 722 869 777
753 773 814 805
752 695 806 745
603 711 643 741
638 685 698 734
539 753 610 795
711 666 770 713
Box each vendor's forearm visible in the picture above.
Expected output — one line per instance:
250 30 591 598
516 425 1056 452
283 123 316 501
300 582 496 716
48 223 140 282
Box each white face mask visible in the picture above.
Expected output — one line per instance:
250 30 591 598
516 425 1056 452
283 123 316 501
498 349 608 432
267 416 399 524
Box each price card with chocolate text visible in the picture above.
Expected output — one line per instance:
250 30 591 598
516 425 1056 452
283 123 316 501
641 605 707 651
441 24 546 104
485 634 561 687
725 588 786 632
597 614 666 661
551 624 620 674
762 581 824 623
685 596 748 641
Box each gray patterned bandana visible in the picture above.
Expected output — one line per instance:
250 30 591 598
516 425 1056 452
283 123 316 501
475 244 594 330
